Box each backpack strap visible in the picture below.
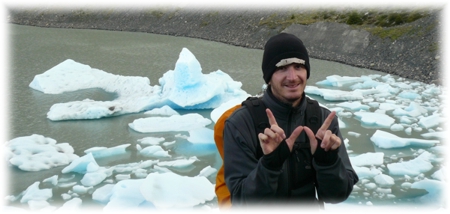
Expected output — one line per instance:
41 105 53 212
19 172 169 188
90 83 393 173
305 97 321 134
241 97 269 159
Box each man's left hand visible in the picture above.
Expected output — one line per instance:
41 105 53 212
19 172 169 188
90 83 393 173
303 111 341 155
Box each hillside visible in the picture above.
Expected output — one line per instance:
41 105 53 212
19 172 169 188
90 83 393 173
7 7 443 84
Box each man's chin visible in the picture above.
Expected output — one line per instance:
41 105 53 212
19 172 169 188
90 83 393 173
285 95 303 103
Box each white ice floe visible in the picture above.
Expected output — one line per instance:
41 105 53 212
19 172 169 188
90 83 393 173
370 130 439 149
128 113 211 133
57 198 82 211
84 144 130 159
156 157 199 169
20 182 53 204
387 151 435 176
305 86 369 101
30 48 249 121
373 174 395 187
316 75 364 87
62 153 99 174
140 172 215 209
210 97 244 123
349 152 384 167
354 112 395 128
187 128 214 144
144 105 179 116
139 146 171 158
137 137 166 146
5 134 79 172
335 101 370 111
352 166 383 179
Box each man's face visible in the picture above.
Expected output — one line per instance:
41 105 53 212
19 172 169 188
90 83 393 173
269 63 307 107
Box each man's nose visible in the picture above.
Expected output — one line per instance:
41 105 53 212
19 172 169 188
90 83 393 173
286 66 297 80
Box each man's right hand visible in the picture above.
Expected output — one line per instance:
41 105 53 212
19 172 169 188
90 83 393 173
258 108 303 155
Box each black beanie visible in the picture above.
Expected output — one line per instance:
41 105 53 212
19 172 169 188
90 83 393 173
262 33 310 83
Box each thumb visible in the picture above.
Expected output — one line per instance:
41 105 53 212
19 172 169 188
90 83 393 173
303 126 318 155
286 126 304 152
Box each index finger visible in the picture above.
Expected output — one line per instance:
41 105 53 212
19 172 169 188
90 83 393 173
265 108 278 126
319 111 336 132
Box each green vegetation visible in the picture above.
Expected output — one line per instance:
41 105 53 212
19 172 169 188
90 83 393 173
258 9 431 40
365 25 414 40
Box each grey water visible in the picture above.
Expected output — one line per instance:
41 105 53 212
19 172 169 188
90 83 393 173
6 24 443 209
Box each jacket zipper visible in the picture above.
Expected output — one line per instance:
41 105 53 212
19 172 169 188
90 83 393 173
286 107 297 198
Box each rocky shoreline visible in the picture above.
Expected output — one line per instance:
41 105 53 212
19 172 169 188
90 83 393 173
7 8 443 85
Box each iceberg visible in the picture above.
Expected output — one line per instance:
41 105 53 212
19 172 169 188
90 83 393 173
29 48 249 121
370 130 438 149
128 113 211 133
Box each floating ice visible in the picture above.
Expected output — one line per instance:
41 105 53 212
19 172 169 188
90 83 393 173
92 184 115 204
316 75 364 87
392 102 427 117
387 151 435 176
349 152 384 167
72 185 92 195
62 153 99 174
347 131 361 138
5 134 79 172
113 160 159 174
398 90 422 100
373 174 395 187
57 198 82 211
418 113 442 129
370 130 438 149
30 48 249 121
390 124 405 132
84 144 130 159
140 172 215 209
305 86 370 101
421 131 445 140
103 179 151 211
144 105 179 116
137 137 166 146
187 128 214 144
352 166 382 179
159 48 249 109
20 182 52 204
139 146 171 158
354 112 395 128
156 157 199 170
80 167 109 187
43 175 58 186
210 97 244 123
410 179 445 204
336 101 370 111
128 113 211 133
197 166 218 178
47 99 123 121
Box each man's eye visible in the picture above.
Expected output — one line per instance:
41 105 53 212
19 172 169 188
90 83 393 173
276 66 286 71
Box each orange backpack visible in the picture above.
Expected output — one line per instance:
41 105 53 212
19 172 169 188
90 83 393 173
213 97 269 208
213 104 241 209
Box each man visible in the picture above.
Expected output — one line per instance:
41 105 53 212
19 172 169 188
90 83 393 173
223 33 358 208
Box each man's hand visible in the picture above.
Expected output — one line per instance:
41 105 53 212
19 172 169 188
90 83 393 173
258 108 303 155
303 111 341 155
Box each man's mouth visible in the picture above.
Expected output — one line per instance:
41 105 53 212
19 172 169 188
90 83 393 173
284 83 300 89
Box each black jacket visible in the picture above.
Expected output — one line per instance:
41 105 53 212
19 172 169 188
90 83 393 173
223 87 359 208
